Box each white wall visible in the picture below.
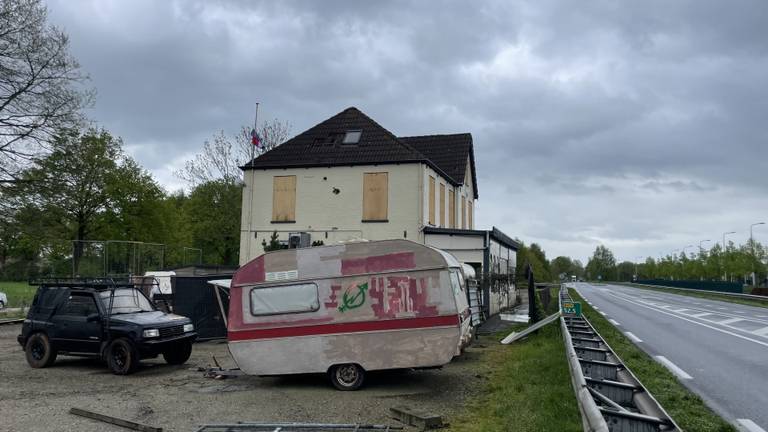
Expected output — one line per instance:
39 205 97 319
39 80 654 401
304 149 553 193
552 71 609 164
421 161 475 230
240 164 422 264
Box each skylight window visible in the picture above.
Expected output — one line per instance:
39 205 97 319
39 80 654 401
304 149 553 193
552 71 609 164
342 130 362 144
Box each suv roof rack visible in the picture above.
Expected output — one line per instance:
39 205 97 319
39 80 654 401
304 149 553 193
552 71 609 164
30 278 137 289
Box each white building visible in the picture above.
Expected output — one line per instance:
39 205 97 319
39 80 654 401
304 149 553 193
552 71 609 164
239 107 517 317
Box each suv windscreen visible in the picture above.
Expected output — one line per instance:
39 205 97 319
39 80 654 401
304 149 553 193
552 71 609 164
99 288 155 315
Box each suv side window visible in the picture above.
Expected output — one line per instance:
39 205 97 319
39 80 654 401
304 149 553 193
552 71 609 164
60 293 98 317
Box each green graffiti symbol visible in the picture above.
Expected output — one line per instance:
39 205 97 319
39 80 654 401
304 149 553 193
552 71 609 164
338 282 369 312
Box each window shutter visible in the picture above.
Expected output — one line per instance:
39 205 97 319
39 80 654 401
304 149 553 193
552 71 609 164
461 196 466 229
439 183 446 227
363 172 388 221
272 175 296 222
428 176 436 225
448 190 455 228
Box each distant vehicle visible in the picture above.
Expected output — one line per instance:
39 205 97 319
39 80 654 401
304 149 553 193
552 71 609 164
0 291 6 309
17 279 197 375
571 275 577 282
220 239 473 390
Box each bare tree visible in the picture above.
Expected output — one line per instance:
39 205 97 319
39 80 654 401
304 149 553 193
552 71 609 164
175 118 291 187
0 0 93 181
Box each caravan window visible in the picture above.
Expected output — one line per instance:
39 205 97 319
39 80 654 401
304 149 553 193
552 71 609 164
250 283 319 316
449 271 463 297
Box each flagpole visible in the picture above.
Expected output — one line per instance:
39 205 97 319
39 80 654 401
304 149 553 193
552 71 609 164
246 102 259 262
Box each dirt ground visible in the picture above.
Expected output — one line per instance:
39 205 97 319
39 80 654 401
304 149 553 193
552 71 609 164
0 324 490 432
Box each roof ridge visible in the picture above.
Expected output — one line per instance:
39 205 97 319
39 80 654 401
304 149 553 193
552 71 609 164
399 132 471 139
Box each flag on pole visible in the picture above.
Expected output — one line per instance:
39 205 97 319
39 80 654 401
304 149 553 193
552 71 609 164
251 128 261 147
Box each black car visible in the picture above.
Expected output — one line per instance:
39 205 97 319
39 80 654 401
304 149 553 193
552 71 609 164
17 279 197 375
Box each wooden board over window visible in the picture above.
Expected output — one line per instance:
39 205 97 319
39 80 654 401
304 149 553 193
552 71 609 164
448 189 455 228
272 175 296 222
439 183 446 227
468 200 473 229
428 176 436 225
461 196 466 229
363 172 388 221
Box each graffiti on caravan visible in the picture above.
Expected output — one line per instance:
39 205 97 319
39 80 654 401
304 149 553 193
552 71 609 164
327 276 439 318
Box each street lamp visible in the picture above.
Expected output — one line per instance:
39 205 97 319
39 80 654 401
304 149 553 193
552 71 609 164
671 249 680 280
722 231 736 281
750 222 766 287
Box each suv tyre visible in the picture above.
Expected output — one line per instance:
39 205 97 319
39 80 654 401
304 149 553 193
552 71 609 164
25 333 57 368
107 338 139 375
162 339 193 365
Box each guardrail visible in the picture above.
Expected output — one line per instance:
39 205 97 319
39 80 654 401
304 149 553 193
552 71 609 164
620 282 768 302
559 287 680 432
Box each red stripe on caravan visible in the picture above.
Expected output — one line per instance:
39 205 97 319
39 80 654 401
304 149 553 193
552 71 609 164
228 315 459 341
340 252 415 275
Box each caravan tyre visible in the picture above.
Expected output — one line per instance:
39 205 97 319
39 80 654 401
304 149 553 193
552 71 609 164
329 363 365 391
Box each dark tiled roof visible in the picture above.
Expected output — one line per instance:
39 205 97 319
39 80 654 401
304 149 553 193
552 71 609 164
398 133 477 199
243 107 478 198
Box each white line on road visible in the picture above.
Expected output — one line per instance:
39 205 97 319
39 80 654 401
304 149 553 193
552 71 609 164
655 355 693 380
717 317 745 325
625 332 642 343
737 419 767 432
687 312 711 318
599 311 606 316
604 292 768 349
609 319 621 326
752 327 768 337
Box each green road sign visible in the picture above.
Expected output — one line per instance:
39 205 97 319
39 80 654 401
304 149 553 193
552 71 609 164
562 301 582 316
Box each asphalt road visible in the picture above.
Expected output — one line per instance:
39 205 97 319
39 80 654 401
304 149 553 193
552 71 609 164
571 282 768 432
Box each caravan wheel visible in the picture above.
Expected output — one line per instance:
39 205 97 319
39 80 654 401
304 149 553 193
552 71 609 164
329 363 365 391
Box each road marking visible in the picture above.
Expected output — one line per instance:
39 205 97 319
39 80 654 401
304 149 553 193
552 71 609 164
655 356 693 380
718 307 727 310
757 315 768 319
687 312 711 318
625 332 642 343
604 292 768 349
717 317 745 325
737 419 767 432
608 319 621 326
752 327 768 337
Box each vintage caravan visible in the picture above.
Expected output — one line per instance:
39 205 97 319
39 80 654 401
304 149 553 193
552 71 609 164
226 239 472 390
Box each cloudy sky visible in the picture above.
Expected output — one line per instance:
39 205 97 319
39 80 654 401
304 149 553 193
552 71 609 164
46 0 768 264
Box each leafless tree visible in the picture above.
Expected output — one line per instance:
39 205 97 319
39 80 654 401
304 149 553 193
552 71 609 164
0 0 93 182
175 118 292 187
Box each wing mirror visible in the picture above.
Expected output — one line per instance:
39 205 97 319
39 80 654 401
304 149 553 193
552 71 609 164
86 313 101 322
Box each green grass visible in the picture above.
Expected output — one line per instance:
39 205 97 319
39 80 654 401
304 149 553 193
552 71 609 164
0 281 36 308
569 288 736 432
450 324 582 431
620 282 768 309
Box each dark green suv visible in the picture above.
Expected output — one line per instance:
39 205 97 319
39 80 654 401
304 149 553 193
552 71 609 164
17 279 197 375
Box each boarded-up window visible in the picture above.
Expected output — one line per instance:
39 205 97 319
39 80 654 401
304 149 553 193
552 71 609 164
363 172 388 221
272 175 296 222
448 190 455 228
439 184 446 227
468 200 473 229
461 196 466 229
428 176 436 225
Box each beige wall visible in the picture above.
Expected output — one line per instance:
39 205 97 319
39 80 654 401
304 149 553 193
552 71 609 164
240 164 422 264
421 161 475 230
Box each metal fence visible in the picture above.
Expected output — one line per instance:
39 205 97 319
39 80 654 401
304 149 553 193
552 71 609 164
636 279 743 293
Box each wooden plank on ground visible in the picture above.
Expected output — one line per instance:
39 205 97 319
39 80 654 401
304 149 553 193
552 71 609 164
390 406 443 430
69 407 162 432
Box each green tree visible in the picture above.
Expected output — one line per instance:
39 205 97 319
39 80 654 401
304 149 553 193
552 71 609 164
586 245 616 281
551 256 575 281
184 180 241 265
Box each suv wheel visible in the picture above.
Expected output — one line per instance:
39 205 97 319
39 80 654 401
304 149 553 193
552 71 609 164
25 333 57 368
162 339 192 365
328 363 365 391
107 338 139 375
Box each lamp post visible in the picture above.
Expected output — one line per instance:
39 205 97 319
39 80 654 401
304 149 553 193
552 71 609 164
722 231 735 281
750 222 766 287
698 240 710 280
671 249 680 280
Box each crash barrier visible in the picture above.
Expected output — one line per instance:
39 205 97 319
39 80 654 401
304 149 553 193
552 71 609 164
636 279 743 294
560 288 680 432
0 318 24 326
196 423 403 431
627 282 768 302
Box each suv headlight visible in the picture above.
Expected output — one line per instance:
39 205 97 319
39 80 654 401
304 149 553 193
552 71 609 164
143 329 159 338
183 323 194 333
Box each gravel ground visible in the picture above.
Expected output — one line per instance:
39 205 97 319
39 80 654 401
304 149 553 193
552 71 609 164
0 324 488 432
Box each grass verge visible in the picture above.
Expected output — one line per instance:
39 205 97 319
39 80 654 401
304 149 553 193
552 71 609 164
619 282 768 309
569 288 736 432
450 323 582 431
0 281 36 308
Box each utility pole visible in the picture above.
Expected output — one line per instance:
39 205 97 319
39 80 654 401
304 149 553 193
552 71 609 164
723 231 735 282
750 222 765 287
